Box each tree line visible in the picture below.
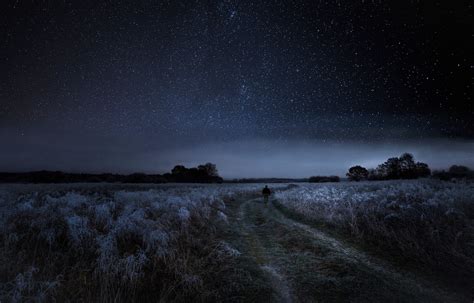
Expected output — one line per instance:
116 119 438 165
308 153 473 183
1 157 471 184
431 165 474 181
346 153 473 181
308 176 340 183
0 163 223 184
346 153 430 181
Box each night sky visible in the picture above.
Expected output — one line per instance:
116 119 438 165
1 1 473 178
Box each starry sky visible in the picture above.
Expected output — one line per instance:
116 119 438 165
1 1 473 178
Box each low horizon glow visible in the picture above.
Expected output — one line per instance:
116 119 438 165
1 126 472 178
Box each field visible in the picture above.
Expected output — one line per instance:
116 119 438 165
0 180 473 302
275 180 474 277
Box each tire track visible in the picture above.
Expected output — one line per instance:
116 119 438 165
235 197 466 302
238 198 293 303
266 198 467 303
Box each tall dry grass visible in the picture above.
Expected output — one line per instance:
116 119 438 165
0 185 264 302
275 180 474 279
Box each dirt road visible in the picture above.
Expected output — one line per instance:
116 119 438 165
228 197 467 302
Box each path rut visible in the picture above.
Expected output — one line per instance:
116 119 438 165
231 197 467 302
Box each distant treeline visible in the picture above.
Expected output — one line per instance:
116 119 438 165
346 153 473 182
0 163 223 184
432 165 474 181
308 176 340 183
227 178 308 183
2 156 472 184
166 163 223 183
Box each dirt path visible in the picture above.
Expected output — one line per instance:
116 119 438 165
230 197 467 303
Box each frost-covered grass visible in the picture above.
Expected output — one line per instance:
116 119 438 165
3 181 472 301
274 180 474 280
0 183 270 302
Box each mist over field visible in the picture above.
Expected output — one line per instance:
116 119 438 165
1 128 473 178
158 139 474 178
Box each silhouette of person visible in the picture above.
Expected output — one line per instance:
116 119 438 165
262 185 271 204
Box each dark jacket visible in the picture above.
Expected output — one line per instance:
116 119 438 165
262 187 271 195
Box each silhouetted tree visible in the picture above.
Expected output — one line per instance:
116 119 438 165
198 163 218 177
347 165 369 181
383 157 401 179
367 168 382 180
399 153 417 179
367 153 431 180
448 165 470 177
415 162 431 177
169 163 222 183
171 165 187 176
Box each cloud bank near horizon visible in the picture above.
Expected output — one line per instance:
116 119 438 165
1 128 472 178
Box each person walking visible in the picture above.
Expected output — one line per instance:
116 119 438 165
262 185 271 204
